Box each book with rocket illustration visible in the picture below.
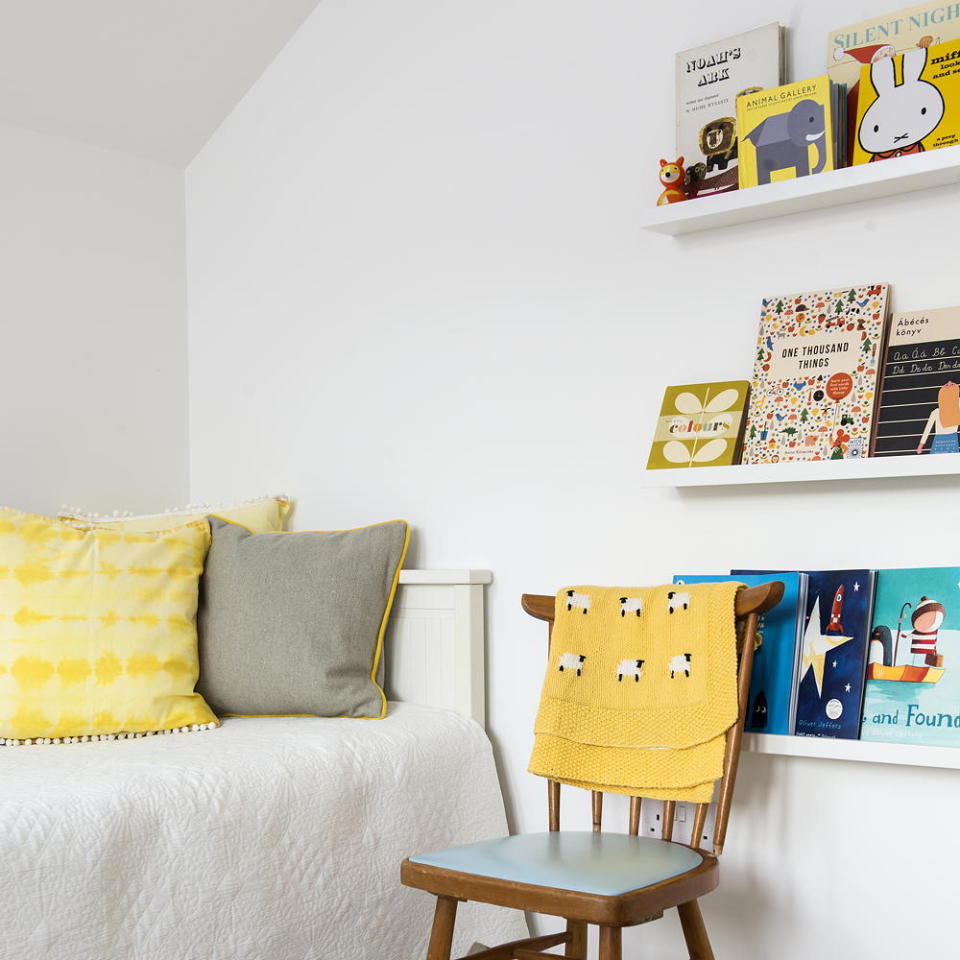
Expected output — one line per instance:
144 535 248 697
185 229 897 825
861 567 960 746
740 283 891 465
872 306 960 457
734 568 876 739
674 572 808 735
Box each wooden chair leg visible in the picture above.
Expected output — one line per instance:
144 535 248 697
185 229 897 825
598 925 622 960
677 899 715 960
565 919 587 958
426 895 459 960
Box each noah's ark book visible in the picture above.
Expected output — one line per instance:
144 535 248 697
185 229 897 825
852 37 960 165
861 567 960 747
647 381 750 469
674 572 808 735
676 24 784 198
872 306 960 457
740 283 891 465
736 75 846 188
734 569 876 739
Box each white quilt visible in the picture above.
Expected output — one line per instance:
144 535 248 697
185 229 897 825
0 703 528 960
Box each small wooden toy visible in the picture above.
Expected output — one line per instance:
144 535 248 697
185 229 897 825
657 157 688 205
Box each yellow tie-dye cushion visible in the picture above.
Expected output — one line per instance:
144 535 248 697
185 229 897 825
0 507 217 743
58 493 290 534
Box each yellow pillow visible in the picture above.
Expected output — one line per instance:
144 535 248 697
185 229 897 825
0 507 217 744
58 493 290 534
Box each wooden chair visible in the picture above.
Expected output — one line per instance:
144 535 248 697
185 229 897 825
401 581 784 960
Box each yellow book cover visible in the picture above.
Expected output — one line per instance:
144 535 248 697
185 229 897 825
853 38 960 163
736 76 836 187
647 381 750 469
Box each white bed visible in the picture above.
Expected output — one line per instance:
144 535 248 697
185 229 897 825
0 570 527 960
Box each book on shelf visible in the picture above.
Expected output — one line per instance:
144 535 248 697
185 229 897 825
740 283 891 464
827 1 960 158
673 572 808 735
861 567 960 747
676 23 784 198
872 306 960 457
735 569 877 739
852 37 960 164
646 381 750 469
735 75 847 188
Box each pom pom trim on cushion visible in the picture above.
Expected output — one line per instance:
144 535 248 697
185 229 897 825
1 722 219 746
58 493 289 523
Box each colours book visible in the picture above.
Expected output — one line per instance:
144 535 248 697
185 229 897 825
735 569 876 739
676 24 784 197
736 75 845 188
740 283 891 464
872 306 960 457
647 381 751 469
674 573 808 735
853 38 960 163
861 567 960 746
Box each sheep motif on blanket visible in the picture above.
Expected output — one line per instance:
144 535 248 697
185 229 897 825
529 582 744 803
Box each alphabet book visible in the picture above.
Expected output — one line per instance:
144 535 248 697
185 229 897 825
735 74 846 187
872 306 960 457
740 283 891 465
861 567 960 747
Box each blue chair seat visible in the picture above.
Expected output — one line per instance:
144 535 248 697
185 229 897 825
409 831 704 897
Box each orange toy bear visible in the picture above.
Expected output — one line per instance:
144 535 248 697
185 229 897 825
657 157 688 205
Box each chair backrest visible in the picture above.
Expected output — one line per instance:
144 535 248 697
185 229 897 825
521 581 783 857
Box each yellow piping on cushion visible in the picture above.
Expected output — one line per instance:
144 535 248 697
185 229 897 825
205 515 411 721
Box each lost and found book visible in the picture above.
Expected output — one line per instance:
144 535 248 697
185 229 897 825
852 37 960 163
861 567 960 746
676 23 784 197
674 572 808 735
647 381 750 469
735 569 876 739
740 283 891 464
736 75 846 187
872 306 960 457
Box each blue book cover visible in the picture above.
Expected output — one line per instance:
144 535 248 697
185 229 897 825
861 567 960 746
734 569 875 739
673 573 807 735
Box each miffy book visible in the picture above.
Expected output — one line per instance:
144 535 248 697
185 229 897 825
853 38 960 163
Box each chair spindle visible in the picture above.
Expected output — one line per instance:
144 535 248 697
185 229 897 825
591 791 603 832
628 796 641 835
661 800 676 841
548 780 560 832
691 802 709 850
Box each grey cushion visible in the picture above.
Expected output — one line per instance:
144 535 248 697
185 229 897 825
197 517 409 718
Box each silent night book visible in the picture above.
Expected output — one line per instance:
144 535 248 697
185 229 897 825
676 23 784 198
734 569 876 739
647 381 750 469
872 306 960 457
740 283 890 465
861 567 960 747
674 572 808 735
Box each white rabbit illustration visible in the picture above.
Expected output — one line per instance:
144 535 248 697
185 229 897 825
858 47 944 161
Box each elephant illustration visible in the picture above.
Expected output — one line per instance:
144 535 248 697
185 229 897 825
744 99 827 184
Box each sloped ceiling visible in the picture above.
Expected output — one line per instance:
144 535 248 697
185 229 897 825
0 0 321 165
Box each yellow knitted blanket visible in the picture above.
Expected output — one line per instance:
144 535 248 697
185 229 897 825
528 582 743 803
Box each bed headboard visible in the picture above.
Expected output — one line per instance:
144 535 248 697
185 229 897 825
384 570 490 728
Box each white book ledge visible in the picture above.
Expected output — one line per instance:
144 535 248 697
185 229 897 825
744 733 960 771
640 143 960 236
643 453 960 488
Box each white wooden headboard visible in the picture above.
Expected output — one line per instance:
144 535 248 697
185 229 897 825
384 570 490 728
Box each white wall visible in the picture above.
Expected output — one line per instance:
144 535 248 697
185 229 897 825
1 121 189 515
185 2 960 957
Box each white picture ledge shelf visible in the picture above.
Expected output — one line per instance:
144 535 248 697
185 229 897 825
640 143 960 236
744 733 960 771
643 453 960 488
